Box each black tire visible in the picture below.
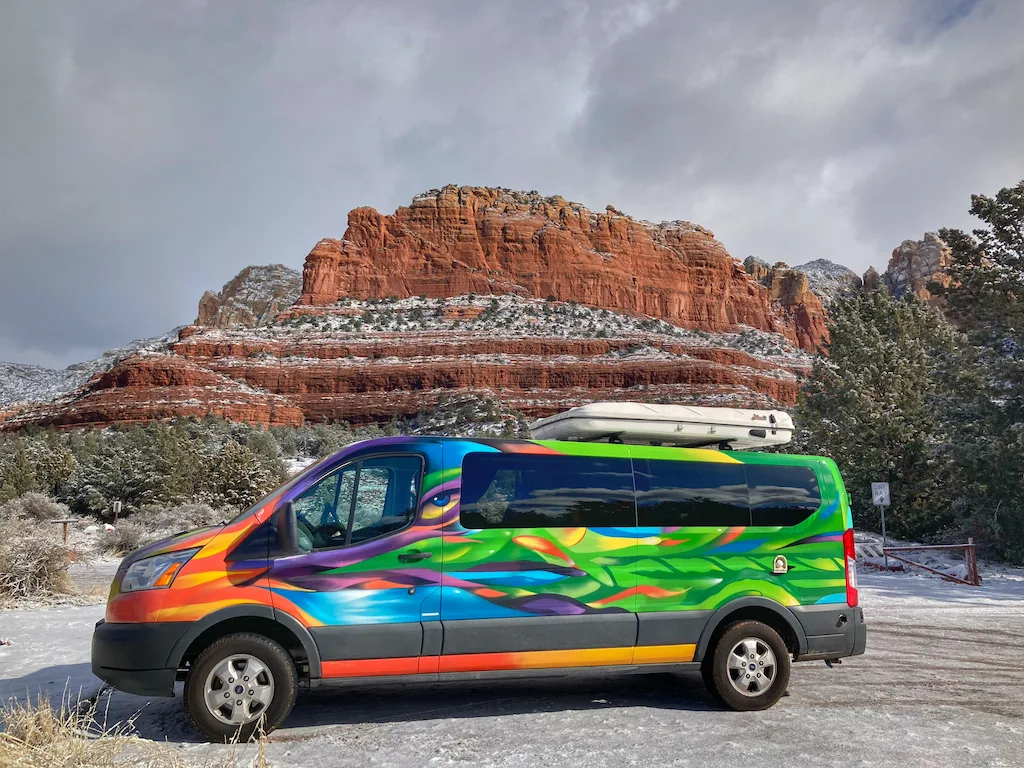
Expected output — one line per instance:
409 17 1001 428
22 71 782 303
702 620 791 711
184 633 298 742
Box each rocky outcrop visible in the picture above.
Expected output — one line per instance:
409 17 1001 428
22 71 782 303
859 233 950 301
883 233 951 299
300 186 828 352
792 259 862 305
862 266 882 293
197 264 301 329
742 259 830 350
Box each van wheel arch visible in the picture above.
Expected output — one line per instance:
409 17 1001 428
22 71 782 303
695 598 805 663
167 606 322 680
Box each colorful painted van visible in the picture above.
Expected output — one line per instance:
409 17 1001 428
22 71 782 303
92 437 866 741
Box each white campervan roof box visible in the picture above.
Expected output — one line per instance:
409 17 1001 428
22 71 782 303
529 402 793 450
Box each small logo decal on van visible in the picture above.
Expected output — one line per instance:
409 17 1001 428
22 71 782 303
773 555 788 574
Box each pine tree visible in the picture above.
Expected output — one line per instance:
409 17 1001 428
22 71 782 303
796 291 961 537
936 180 1024 560
0 438 40 502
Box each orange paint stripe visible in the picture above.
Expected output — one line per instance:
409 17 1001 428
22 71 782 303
632 643 695 664
319 644 696 679
321 656 420 678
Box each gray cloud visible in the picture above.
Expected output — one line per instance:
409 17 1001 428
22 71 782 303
1 0 1022 366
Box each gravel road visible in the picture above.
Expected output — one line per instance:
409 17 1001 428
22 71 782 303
3 571 1023 767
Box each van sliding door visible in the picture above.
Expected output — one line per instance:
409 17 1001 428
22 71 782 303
438 446 640 672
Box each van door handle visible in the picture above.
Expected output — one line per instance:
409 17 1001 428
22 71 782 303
398 550 433 563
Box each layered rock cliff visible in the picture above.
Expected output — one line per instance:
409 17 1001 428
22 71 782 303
299 186 828 352
3 295 812 430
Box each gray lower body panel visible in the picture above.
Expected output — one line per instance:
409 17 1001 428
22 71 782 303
311 622 424 661
636 611 712 647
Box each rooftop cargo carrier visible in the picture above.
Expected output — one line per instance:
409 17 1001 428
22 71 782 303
529 402 793 450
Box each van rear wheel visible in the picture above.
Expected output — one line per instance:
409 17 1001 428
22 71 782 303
703 620 791 711
184 633 298 742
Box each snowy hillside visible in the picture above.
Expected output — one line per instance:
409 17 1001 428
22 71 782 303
279 294 812 363
0 330 180 408
792 259 862 305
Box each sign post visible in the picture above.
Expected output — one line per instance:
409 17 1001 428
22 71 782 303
871 482 891 568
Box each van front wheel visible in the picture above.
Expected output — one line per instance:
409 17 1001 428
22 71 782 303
184 633 298 742
704 620 791 711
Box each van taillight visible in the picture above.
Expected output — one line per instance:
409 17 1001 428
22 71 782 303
843 527 859 607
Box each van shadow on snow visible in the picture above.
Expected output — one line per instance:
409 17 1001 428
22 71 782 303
104 671 719 744
0 663 98 710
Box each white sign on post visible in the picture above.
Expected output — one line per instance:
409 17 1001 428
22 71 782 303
872 482 891 568
871 482 890 507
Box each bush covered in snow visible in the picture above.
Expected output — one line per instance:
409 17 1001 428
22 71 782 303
0 419 289 518
0 497 73 603
105 502 230 555
0 492 70 522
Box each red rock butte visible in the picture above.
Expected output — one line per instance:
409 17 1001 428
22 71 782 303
299 186 827 352
0 186 829 431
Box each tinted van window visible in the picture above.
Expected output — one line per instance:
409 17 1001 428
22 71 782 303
460 453 635 529
634 459 750 527
747 465 821 526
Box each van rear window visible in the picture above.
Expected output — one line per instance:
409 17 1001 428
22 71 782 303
460 453 635 529
746 465 821 526
633 459 750 526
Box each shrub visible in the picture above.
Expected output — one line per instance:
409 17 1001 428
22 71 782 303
0 516 72 602
135 502 224 531
105 520 147 556
0 492 70 522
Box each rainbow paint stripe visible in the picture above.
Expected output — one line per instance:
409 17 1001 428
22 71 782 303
321 643 696 679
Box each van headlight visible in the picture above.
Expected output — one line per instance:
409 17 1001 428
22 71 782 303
120 549 200 593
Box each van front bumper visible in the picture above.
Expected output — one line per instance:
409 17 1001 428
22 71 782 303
91 619 188 697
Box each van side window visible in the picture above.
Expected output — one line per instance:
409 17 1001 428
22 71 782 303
633 459 750 527
292 455 422 549
460 453 635 529
746 465 821 526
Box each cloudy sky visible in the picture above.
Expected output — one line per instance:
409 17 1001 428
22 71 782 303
2 0 1022 368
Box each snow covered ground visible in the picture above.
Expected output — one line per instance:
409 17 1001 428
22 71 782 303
2 569 1023 767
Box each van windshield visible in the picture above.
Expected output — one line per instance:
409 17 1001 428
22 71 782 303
222 452 343 527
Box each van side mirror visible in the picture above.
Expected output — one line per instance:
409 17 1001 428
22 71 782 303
276 500 300 556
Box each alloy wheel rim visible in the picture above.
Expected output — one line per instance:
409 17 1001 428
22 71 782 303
203 653 275 725
726 637 777 697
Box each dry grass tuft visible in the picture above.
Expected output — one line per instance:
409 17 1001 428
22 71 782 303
0 692 273 768
0 692 146 768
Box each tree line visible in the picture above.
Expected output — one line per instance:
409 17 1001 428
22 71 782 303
796 180 1024 561
0 419 392 518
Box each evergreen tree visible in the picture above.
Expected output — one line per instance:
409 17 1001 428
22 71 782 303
796 291 961 537
205 438 286 511
936 180 1024 560
0 438 40 502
